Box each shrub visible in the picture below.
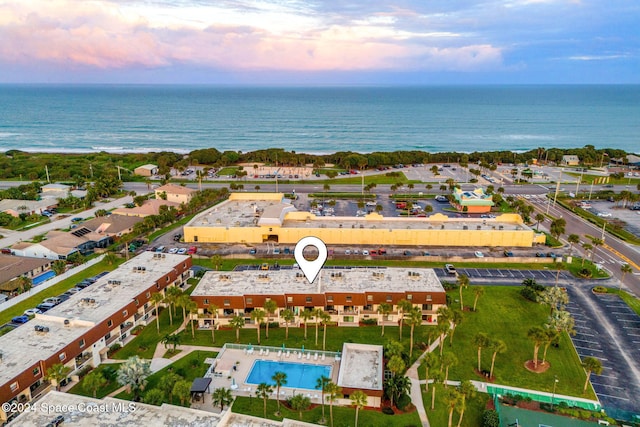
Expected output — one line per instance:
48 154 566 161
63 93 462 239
592 286 608 293
482 409 500 427
107 343 121 357
397 393 411 410
131 325 145 335
360 318 378 326
579 269 593 278
382 407 395 415
579 410 592 419
520 287 539 302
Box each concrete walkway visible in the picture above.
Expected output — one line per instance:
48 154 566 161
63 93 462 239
407 336 444 427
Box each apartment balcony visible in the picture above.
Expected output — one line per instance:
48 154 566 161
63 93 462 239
30 381 52 400
120 322 134 334
74 352 92 368
338 310 358 315
105 334 119 346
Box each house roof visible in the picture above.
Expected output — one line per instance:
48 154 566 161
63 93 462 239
135 164 158 170
0 254 51 285
452 188 494 206
41 183 70 192
155 183 197 195
37 234 87 255
80 214 142 235
113 199 180 217
0 198 54 213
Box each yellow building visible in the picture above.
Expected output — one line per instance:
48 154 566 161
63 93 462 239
154 183 196 205
183 193 545 247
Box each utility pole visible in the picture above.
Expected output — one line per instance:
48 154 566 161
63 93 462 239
45 165 50 183
575 169 584 196
552 180 561 208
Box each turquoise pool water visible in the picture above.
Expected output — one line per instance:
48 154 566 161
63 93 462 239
32 270 56 285
246 360 332 390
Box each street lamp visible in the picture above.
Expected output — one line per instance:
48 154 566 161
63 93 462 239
551 376 559 411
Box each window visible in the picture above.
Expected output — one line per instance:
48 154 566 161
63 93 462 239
204 299 209 305
407 294 412 300
59 352 66 361
367 295 373 301
327 295 333 303
146 292 150 298
423 304 433 311
194 236 198 242
246 298 253 305
79 339 85 348
426 294 432 301
107 319 113 328
305 297 312 303
134 299 139 306
287 296 293 303
122 310 128 317
10 382 18 392
224 299 230 306
346 296 352 303
33 367 40 376
166 277 169 282
386 295 392 302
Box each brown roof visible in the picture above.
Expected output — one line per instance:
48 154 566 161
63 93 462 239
155 184 197 195
0 254 52 284
112 199 180 217
81 214 142 235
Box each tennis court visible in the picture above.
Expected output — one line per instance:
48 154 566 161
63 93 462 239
498 402 603 427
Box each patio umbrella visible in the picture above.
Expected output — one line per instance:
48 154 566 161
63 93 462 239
301 345 304 353
282 343 285 350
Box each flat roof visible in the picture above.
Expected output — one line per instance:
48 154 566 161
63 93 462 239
337 343 383 391
44 252 190 324
192 267 444 297
11 391 221 427
0 319 92 386
187 198 287 228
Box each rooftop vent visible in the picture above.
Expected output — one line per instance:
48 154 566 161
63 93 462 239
408 271 420 277
372 272 384 279
219 274 231 281
34 325 50 333
64 319 70 326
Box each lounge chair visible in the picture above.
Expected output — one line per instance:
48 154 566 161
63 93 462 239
265 349 269 356
307 353 311 360
298 352 302 359
259 348 264 355
286 351 291 358
314 353 318 360
321 354 325 361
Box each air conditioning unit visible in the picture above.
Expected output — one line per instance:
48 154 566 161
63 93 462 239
64 319 70 326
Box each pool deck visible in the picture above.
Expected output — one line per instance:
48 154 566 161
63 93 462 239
209 346 340 402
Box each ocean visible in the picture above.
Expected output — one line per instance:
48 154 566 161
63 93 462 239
0 85 638 155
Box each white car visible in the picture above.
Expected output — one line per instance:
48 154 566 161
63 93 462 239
597 212 612 217
344 249 351 255
168 247 179 254
362 250 370 256
177 248 187 255
474 251 484 258
24 308 42 316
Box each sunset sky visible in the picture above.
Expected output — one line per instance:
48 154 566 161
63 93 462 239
0 0 638 84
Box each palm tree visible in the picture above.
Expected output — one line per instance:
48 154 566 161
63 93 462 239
473 332 490 372
282 308 294 339
319 310 331 350
620 263 633 290
488 339 507 379
397 299 413 340
164 286 182 325
420 352 439 392
350 390 368 427
176 293 191 325
472 287 484 312
549 217 566 241
581 243 593 267
82 370 106 398
263 300 278 339
441 351 458 386
541 329 559 365
173 380 192 405
117 356 151 401
230 315 245 343
315 375 331 423
582 356 603 393
158 372 181 403
456 380 477 427
208 304 219 343
406 306 423 359
51 260 66 276
290 394 311 420
430 370 444 410
527 326 548 369
313 308 324 345
325 382 343 427
444 388 463 427
212 387 233 410
210 255 223 271
457 274 470 310
255 382 273 418
16 276 32 294
437 320 450 356
187 300 198 338
250 309 265 344
299 309 313 340
448 309 463 346
150 293 164 333
377 302 393 337
540 286 569 315
567 234 580 256
591 238 603 260
161 333 181 352
534 213 545 231
272 371 287 415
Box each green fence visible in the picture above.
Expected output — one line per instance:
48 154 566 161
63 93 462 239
487 385 601 411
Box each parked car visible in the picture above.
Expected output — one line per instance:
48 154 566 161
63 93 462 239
273 248 281 255
43 297 62 305
173 233 182 241
168 247 179 254
12 315 30 324
344 249 351 255
36 303 56 312
445 264 457 275
71 217 83 222
177 248 187 255
362 250 370 256
503 250 514 257
474 251 484 258
249 248 257 254
187 246 197 255
24 308 42 316
535 252 545 257
260 263 269 271
283 247 291 255
403 250 412 256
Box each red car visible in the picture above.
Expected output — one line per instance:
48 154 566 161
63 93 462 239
187 246 197 254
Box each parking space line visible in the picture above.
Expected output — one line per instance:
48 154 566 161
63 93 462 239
574 346 603 352
595 393 629 401
591 383 626 390
572 338 600 344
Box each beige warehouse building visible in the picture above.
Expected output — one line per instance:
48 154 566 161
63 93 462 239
183 193 544 247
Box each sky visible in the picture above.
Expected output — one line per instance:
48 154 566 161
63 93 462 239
0 0 638 85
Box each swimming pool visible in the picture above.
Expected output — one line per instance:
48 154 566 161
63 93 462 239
32 270 56 286
246 360 332 390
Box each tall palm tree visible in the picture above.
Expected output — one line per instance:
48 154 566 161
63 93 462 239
272 371 287 415
397 299 413 340
350 390 368 427
263 300 278 340
186 300 198 338
448 309 463 346
581 243 593 267
541 329 559 365
282 308 294 340
250 309 265 344
255 382 273 418
299 309 313 340
534 213 545 231
315 375 331 423
212 387 233 410
488 339 507 379
208 304 219 343
230 315 245 343
457 274 470 310
377 302 393 337
620 263 633 290
437 321 450 356
567 234 580 256
472 287 484 312
444 388 463 427
82 371 107 398
430 370 444 410
456 380 477 427
313 308 324 345
441 351 458 386
420 352 439 393
406 306 423 359
527 326 548 369
164 286 182 325
582 356 603 393
591 238 603 260
319 310 331 350
473 332 490 372
325 382 343 427
150 293 164 333
176 293 191 325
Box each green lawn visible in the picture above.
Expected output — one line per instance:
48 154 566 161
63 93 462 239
0 259 124 325
115 351 216 405
67 363 123 399
435 286 593 399
423 384 489 427
232 395 421 427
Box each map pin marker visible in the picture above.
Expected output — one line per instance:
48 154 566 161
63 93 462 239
294 236 328 284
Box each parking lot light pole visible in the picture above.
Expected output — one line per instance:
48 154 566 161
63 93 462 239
551 376 559 411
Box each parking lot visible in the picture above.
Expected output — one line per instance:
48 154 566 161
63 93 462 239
565 287 640 417
433 267 571 281
587 200 640 237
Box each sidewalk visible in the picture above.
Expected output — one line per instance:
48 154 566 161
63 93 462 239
407 336 444 427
